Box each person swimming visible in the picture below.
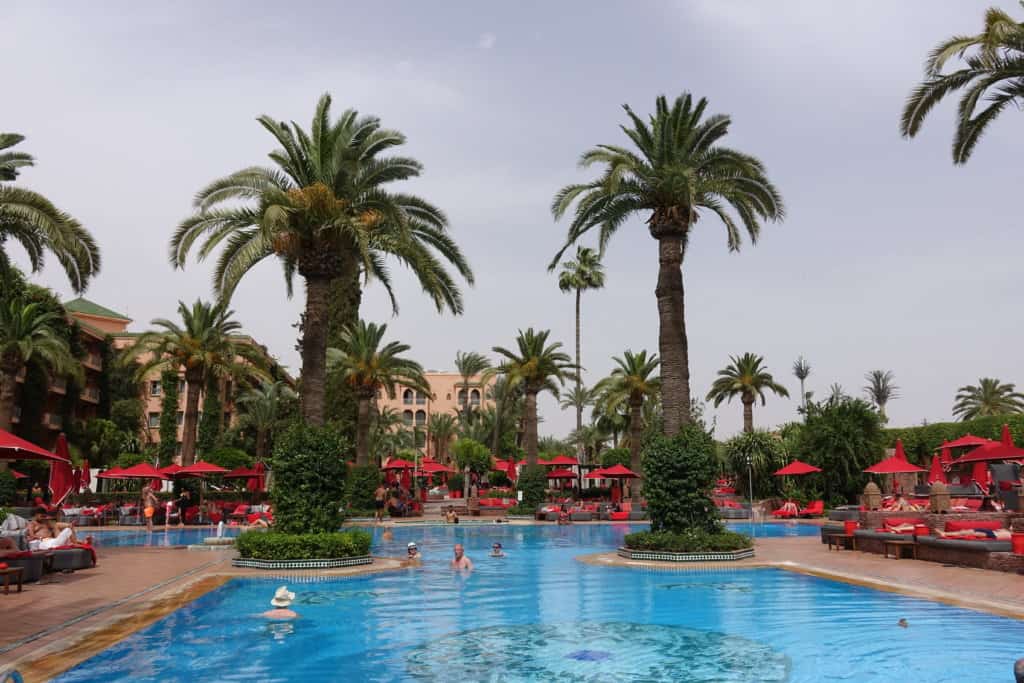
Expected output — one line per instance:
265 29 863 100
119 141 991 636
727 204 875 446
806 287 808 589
450 543 473 570
490 542 505 558
261 586 298 619
404 541 422 566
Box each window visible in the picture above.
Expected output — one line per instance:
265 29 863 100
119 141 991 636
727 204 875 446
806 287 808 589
176 411 183 426
415 391 427 405
403 389 413 405
415 410 427 426
446 393 451 400
147 412 160 428
458 389 467 405
402 410 414 426
149 381 161 396
470 389 481 407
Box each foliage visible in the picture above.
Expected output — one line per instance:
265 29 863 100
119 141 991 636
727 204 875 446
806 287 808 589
235 381 297 459
447 472 465 496
537 435 571 455
0 133 100 292
205 447 252 471
0 469 16 505
600 447 631 468
155 370 179 464
235 530 371 560
884 412 1024 462
197 376 222 456
115 451 147 469
345 464 382 511
452 437 491 477
706 353 789 432
506 503 535 515
427 412 457 462
793 356 812 414
488 471 511 488
952 378 1024 421
110 399 144 436
793 396 884 505
0 300 79 379
516 464 549 508
643 427 719 534
862 370 899 422
723 430 786 499
623 529 751 553
270 423 350 533
454 351 492 422
900 4 1024 164
82 418 131 466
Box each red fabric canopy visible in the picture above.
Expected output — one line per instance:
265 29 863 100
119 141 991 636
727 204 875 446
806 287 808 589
971 461 991 487
96 466 127 479
864 456 925 474
0 428 65 462
382 458 415 470
939 446 953 467
159 464 183 476
48 434 75 506
954 442 1024 464
117 463 170 479
1001 423 1014 447
927 455 947 485
942 434 995 449
546 468 577 479
599 464 640 478
10 469 27 479
773 460 821 476
585 468 608 480
421 461 455 474
546 454 579 466
178 461 229 476
223 466 258 478
893 439 908 461
80 458 90 489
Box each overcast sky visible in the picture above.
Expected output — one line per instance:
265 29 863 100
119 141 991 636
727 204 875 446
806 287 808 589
5 1 1024 440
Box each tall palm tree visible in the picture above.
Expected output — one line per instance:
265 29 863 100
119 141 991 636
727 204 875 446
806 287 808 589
487 375 522 458
568 423 608 464
236 381 296 459
171 94 472 426
557 246 605 452
550 93 784 436
559 384 595 427
427 412 457 463
863 370 899 422
0 301 79 431
828 383 847 402
125 300 267 465
594 350 660 501
953 377 1024 420
793 356 811 415
327 321 430 466
493 329 574 465
706 353 789 433
453 351 491 423
901 4 1024 164
0 134 100 292
369 407 416 463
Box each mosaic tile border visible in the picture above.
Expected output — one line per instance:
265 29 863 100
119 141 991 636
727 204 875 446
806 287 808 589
231 556 373 570
617 547 755 562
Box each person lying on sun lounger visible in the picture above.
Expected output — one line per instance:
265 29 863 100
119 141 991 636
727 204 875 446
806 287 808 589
26 507 78 550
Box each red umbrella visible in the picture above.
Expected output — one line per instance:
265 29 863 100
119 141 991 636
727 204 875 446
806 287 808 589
382 458 415 470
10 469 27 479
159 464 183 476
971 461 991 488
893 439 908 461
954 442 1024 464
864 456 925 474
600 464 640 478
177 461 229 476
48 433 75 506
223 466 257 478
939 446 953 467
118 463 171 479
253 461 266 492
942 434 995 449
96 466 127 479
401 469 412 490
585 468 609 480
546 454 579 466
80 458 90 490
773 460 822 476
546 468 577 479
0 428 65 462
927 455 947 485
1001 423 1013 447
421 461 455 474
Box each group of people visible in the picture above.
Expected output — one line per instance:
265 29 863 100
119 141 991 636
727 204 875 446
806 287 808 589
141 488 195 531
374 483 417 520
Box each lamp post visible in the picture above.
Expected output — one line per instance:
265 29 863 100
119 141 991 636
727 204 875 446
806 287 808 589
745 453 754 521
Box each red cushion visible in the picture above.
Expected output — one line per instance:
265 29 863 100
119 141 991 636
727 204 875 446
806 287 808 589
609 511 629 521
884 517 925 528
945 520 1002 532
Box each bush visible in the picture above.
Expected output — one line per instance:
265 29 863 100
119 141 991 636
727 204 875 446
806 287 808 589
453 438 492 477
885 413 1024 462
206 447 253 471
600 448 631 469
110 399 144 435
506 503 535 515
0 470 16 506
489 471 512 488
723 431 786 500
345 465 382 510
447 473 465 496
270 423 350 534
796 397 884 505
643 426 719 534
235 529 372 560
623 529 751 553
115 452 147 469
516 465 548 508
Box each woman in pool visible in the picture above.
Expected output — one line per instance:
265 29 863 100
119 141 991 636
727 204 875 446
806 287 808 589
262 586 298 619
490 542 505 558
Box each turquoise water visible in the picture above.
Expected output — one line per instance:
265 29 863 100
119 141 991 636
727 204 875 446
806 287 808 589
56 524 1022 682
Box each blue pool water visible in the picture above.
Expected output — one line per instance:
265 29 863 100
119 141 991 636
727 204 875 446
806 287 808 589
56 524 1023 682
88 527 239 547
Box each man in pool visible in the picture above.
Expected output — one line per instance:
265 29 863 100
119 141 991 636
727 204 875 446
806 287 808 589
450 543 473 570
490 542 505 558
404 542 422 566
261 586 298 619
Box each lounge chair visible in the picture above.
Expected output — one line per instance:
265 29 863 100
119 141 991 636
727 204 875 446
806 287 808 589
799 500 825 517
772 502 798 518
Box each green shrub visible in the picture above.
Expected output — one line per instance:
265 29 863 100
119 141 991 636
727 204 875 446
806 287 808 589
197 375 222 456
115 452 147 469
452 438 492 477
235 529 372 560
796 397 884 504
623 529 751 553
206 447 253 471
158 371 179 465
506 503 535 515
885 413 1024 462
643 426 719 534
270 423 350 534
345 465 382 510
447 473 465 495
0 470 16 506
723 430 786 500
600 448 631 468
110 399 144 435
489 471 512 488
516 464 548 508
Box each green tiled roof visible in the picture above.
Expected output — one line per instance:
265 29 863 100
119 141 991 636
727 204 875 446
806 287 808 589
64 297 130 321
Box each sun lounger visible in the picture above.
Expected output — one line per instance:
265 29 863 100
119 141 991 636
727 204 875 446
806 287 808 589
799 500 825 517
570 511 593 522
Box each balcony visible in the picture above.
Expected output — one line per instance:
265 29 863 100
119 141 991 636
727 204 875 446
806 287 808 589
83 353 102 371
42 413 63 430
49 377 67 395
81 386 101 403
11 406 20 424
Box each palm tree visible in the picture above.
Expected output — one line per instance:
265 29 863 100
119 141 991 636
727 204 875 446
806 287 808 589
706 353 789 433
594 350 660 501
0 301 79 431
427 412 457 463
793 356 811 415
568 423 608 464
493 329 574 465
559 384 595 428
550 94 784 436
863 370 899 422
125 300 267 465
557 246 606 451
953 377 1024 420
369 407 415 463
901 4 1024 164
0 134 100 292
236 381 295 459
453 351 491 423
327 321 430 466
171 94 472 426
488 375 522 458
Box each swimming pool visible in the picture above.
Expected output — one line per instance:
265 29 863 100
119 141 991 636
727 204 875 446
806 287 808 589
87 527 239 547
56 524 1022 682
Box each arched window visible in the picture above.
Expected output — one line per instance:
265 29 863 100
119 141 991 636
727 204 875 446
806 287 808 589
470 389 481 406
402 410 414 426
415 410 427 426
458 389 467 405
415 391 427 405
403 389 413 405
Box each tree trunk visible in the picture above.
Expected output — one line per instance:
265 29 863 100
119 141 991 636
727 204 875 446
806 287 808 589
574 287 583 459
301 274 331 426
255 428 267 460
654 232 690 435
0 364 19 433
180 368 203 466
325 263 362 425
491 398 503 457
524 389 539 466
355 394 371 466
742 393 754 433
630 396 643 502
799 378 806 416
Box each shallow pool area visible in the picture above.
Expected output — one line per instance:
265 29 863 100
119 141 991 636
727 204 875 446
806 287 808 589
87 527 239 547
56 524 1023 682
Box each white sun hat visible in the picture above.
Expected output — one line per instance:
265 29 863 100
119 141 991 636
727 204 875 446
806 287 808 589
271 585 295 608
407 542 418 549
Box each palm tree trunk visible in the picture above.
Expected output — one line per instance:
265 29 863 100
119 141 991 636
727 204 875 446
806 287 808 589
629 397 643 502
655 232 690 435
490 398 503 457
355 395 371 466
255 428 267 460
742 393 754 433
574 287 583 459
301 274 331 426
0 364 19 433
524 389 539 466
181 368 203 465
799 378 806 415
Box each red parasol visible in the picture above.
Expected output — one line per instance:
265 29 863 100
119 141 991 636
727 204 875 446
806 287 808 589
177 461 229 476
253 461 266 492
80 458 90 490
421 461 455 474
382 458 415 470
773 460 822 476
954 442 1024 464
48 433 75 506
864 456 925 474
600 464 640 478
942 434 995 449
971 461 991 488
96 466 127 479
585 468 608 480
1001 423 1014 447
546 468 577 479
939 446 953 467
159 464 183 477
893 439 908 461
927 455 947 485
117 463 171 479
546 454 579 466
10 469 27 479
223 466 257 478
401 469 412 490
0 428 66 462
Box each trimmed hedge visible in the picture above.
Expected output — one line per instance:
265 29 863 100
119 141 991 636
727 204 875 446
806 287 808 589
624 529 752 553
235 530 372 560
884 413 1024 463
516 465 548 508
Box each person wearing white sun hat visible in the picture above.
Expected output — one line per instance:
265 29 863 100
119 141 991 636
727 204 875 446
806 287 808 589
261 586 298 619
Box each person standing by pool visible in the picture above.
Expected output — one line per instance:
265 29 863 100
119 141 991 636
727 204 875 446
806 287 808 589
142 487 158 532
374 484 388 522
261 586 298 619
450 543 473 570
174 490 191 528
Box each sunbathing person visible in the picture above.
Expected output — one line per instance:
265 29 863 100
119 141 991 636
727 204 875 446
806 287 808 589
26 508 78 550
